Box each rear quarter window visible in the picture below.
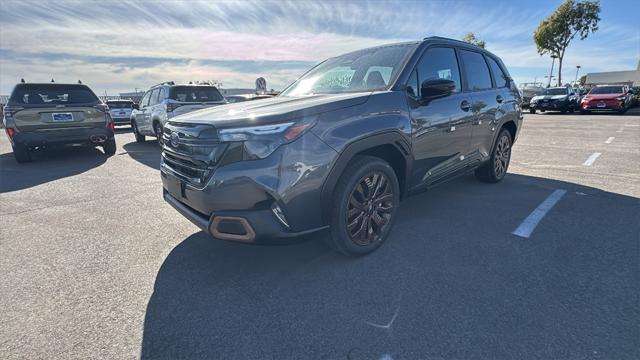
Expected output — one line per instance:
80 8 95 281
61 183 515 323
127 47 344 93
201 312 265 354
9 84 99 105
459 50 492 91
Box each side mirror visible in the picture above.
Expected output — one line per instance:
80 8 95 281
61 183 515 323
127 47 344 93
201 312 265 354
133 103 140 110
421 79 456 101
628 89 634 95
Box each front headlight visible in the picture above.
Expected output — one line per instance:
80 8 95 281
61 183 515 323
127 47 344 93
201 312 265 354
218 117 317 159
615 96 626 101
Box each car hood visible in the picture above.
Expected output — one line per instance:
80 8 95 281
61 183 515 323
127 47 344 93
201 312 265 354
583 93 625 100
532 94 568 101
169 92 371 129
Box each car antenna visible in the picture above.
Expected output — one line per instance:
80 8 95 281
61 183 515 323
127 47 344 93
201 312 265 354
51 78 55 83
20 78 25 83
78 80 82 84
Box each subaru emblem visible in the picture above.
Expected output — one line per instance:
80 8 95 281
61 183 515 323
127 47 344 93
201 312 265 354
170 132 180 147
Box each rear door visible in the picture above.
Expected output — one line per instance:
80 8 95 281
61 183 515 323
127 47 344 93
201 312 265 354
458 49 501 160
407 46 474 187
9 84 105 131
142 88 160 133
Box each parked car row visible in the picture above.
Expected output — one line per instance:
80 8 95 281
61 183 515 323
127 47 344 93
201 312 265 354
528 84 634 114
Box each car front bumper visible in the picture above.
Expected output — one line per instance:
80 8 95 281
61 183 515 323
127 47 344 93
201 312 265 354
161 132 338 244
530 101 568 110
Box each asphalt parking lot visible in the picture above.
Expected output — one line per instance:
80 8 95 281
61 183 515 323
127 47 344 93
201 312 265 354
1 111 639 359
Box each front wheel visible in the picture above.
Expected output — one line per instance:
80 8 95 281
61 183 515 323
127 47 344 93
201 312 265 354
327 156 400 256
154 122 163 146
529 108 536 114
132 120 145 143
475 129 512 183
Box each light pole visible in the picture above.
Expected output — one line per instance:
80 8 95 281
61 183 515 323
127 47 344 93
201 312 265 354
548 55 558 87
574 65 581 85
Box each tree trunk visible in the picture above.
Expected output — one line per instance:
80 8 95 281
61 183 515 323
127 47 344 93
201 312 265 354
557 55 563 86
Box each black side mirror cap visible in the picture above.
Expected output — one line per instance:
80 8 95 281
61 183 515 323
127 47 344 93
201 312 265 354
421 79 456 101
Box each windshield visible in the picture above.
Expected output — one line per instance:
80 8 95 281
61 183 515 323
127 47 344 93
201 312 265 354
542 88 567 96
169 86 224 103
281 44 417 96
9 84 100 105
589 86 624 94
107 101 133 108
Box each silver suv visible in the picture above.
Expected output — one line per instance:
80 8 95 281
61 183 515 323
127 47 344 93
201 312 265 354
131 82 227 144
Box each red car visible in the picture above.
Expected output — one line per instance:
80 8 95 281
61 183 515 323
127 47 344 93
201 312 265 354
580 85 634 114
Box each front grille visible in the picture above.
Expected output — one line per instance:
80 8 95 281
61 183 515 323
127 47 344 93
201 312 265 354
161 123 225 186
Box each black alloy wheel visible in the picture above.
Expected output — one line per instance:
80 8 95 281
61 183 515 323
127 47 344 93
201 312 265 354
346 171 394 246
493 132 511 179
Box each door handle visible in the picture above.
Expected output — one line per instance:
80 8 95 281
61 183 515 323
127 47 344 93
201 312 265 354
460 100 471 112
496 95 504 103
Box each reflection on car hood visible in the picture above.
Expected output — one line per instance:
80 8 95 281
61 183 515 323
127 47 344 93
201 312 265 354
169 92 371 128
532 95 568 101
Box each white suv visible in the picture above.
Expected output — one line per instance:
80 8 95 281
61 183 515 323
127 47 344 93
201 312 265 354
132 82 227 144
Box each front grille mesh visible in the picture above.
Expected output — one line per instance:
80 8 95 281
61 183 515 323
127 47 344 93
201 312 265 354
161 128 221 185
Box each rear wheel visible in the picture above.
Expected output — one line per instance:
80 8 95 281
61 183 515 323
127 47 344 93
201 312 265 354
475 129 512 183
529 108 536 114
327 156 400 256
132 120 145 143
12 144 31 163
103 138 116 156
153 122 163 146
580 109 590 115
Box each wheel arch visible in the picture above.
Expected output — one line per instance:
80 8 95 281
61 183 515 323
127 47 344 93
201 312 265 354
320 131 411 223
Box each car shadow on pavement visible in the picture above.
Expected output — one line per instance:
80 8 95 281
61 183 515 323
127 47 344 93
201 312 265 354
0 146 107 193
122 141 161 171
140 174 639 359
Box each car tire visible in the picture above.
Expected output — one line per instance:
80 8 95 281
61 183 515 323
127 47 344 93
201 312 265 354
580 109 589 115
475 129 512 183
132 120 145 143
529 108 536 114
327 155 400 256
154 122 163 146
12 144 32 163
103 138 116 156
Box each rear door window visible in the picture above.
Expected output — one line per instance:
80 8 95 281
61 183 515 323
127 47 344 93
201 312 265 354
149 89 160 106
485 56 509 88
459 50 492 91
9 84 99 105
169 86 224 103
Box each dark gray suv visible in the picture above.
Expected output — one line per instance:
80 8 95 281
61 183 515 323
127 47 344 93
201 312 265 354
161 37 523 255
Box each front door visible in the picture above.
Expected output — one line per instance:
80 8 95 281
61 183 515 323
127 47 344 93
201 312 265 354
407 46 474 188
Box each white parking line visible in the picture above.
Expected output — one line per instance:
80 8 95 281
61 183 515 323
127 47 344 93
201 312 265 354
583 152 602 166
605 137 615 144
513 189 567 238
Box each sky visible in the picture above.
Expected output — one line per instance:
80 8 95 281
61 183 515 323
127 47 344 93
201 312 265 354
0 0 638 95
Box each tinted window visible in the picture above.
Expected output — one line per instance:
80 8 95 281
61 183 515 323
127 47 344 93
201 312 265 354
542 88 568 95
486 56 508 88
106 101 133 109
589 86 625 94
415 47 461 94
140 92 151 107
460 50 492 91
169 86 224 102
150 89 161 105
9 84 99 105
406 69 419 98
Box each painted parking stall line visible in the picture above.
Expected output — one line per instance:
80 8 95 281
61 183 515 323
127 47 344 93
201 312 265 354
605 137 615 144
513 189 567 238
583 152 601 166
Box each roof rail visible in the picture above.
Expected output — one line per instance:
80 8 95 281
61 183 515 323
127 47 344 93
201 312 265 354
150 81 175 88
423 36 477 46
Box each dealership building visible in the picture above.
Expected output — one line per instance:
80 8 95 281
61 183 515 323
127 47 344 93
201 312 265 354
585 60 640 87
